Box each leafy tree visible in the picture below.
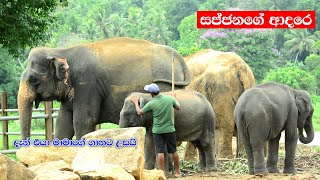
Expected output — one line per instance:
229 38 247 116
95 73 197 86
94 8 114 38
237 0 269 10
106 14 133 37
238 0 297 10
166 0 199 40
0 46 22 108
138 0 172 44
305 54 320 70
313 31 320 54
199 0 229 10
0 0 68 55
140 10 172 45
274 30 286 50
266 0 297 10
284 30 316 64
263 65 317 94
199 29 279 82
82 20 103 41
295 0 320 31
171 14 204 56
305 54 320 94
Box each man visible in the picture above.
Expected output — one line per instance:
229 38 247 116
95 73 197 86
131 83 183 178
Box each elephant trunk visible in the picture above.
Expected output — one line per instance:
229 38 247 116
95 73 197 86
119 111 128 128
18 81 36 140
298 114 314 144
119 119 127 128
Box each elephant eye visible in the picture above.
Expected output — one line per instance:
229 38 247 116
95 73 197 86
29 75 40 85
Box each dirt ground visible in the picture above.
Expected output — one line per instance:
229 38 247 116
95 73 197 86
168 140 320 180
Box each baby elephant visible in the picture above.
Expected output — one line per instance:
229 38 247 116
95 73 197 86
119 90 216 172
234 82 314 175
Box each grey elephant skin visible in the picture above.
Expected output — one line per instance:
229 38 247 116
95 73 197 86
234 82 314 175
18 37 190 140
119 90 216 172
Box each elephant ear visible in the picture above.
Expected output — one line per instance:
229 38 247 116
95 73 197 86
139 98 145 109
48 56 69 83
294 90 311 127
151 46 190 86
295 92 308 114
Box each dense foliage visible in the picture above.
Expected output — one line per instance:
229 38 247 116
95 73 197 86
0 46 22 107
263 64 317 94
1 0 320 108
198 29 279 81
0 0 68 55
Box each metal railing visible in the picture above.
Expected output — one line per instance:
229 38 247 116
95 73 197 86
1 92 59 154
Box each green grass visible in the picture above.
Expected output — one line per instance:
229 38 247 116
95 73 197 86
100 122 119 129
314 146 320 152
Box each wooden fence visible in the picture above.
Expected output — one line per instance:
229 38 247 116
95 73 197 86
0 92 59 154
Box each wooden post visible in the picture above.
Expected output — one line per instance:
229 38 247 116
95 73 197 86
45 101 53 141
1 92 8 150
171 52 175 124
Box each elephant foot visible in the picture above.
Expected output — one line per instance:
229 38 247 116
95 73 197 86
267 166 279 173
248 167 254 175
254 167 268 175
144 163 155 170
198 165 206 173
206 166 217 172
283 167 297 174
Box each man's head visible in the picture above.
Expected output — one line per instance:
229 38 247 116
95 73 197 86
144 83 160 96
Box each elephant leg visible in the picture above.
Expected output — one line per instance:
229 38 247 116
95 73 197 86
73 88 101 139
192 141 206 172
184 142 197 162
283 129 298 174
217 122 234 158
203 142 216 172
267 134 281 173
55 103 74 139
202 131 216 172
251 140 268 175
144 131 156 170
73 107 98 139
242 134 254 174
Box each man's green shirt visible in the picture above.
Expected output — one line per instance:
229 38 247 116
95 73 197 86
141 94 179 134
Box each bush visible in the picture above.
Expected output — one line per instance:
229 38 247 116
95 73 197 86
263 65 317 94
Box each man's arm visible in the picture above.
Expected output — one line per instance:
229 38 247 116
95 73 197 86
173 98 180 110
171 93 180 110
131 96 145 115
174 103 180 110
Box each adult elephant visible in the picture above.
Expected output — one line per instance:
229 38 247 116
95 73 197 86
184 49 255 158
234 82 314 175
18 37 190 140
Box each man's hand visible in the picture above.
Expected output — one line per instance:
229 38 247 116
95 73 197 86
131 96 139 104
130 96 144 115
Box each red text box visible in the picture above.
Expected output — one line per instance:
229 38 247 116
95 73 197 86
197 11 316 29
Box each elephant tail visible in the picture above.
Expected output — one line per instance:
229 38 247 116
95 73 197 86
235 124 241 158
234 98 246 158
